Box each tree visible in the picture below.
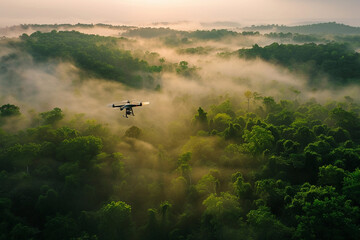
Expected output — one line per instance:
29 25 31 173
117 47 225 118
1 143 41 173
196 172 220 196
10 223 39 240
263 97 280 113
177 152 192 184
328 127 351 143
343 168 360 205
288 184 360 240
159 201 173 238
43 214 78 240
213 113 232 131
210 100 236 118
266 110 295 126
247 206 293 240
329 146 360 171
125 126 142 138
202 192 242 239
36 188 58 217
244 91 253 112
141 208 160 240
255 179 288 214
318 164 346 190
40 107 64 125
97 201 133 240
330 107 360 140
54 126 79 143
243 125 274 155
224 123 242 141
193 107 208 128
0 104 20 117
294 195 360 240
294 126 315 149
232 172 252 200
57 136 103 168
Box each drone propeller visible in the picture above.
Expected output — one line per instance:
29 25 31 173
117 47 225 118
107 102 124 108
141 101 150 105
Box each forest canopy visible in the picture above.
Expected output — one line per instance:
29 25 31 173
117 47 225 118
238 42 360 85
15 31 162 88
1 22 360 239
1 95 360 239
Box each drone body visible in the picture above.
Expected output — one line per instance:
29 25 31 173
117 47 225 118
112 100 149 118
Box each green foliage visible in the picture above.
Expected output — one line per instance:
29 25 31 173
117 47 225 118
36 188 58 216
0 104 20 117
43 214 78 240
196 171 219 196
330 107 360 141
175 61 198 78
329 146 360 171
294 126 315 149
189 29 238 40
224 123 242 141
255 179 289 214
203 192 241 218
10 223 39 240
40 107 64 125
232 172 252 200
318 165 346 189
343 169 360 205
213 113 232 131
263 96 280 113
124 126 142 138
238 42 360 85
177 152 192 183
19 31 160 87
243 125 274 155
57 136 103 167
97 201 133 240
293 192 360 240
247 206 293 240
202 192 242 238
177 46 212 55
193 107 208 127
210 99 236 118
246 22 360 35
266 110 295 126
1 94 360 238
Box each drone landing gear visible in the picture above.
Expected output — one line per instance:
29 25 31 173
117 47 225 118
123 108 134 118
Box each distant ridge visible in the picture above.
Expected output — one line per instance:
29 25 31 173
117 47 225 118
243 22 360 35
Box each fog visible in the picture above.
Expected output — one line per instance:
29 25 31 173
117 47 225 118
2 22 360 230
1 27 359 137
1 1 360 236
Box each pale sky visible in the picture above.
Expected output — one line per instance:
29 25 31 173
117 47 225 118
0 0 360 27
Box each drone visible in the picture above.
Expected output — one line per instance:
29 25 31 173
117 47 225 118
111 100 150 118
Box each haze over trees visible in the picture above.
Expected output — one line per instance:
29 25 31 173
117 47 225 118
1 94 360 239
237 42 360 85
1 22 360 239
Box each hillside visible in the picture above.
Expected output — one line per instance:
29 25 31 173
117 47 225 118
237 42 360 85
10 31 162 88
244 22 360 35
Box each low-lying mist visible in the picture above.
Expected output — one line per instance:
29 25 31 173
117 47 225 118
1 32 359 134
1 24 360 163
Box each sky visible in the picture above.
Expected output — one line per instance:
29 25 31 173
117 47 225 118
0 0 360 27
